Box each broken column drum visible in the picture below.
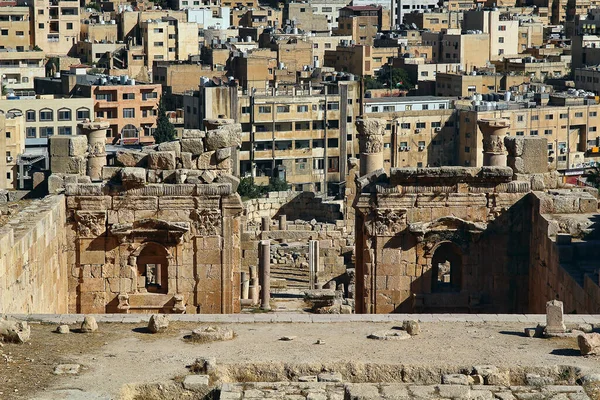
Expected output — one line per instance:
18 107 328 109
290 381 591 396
79 120 111 180
477 118 510 167
356 118 386 176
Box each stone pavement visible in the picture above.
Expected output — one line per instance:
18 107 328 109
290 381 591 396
6 313 600 325
218 382 591 400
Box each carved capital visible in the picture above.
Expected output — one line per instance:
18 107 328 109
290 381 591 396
75 211 107 237
482 136 505 154
374 208 407 236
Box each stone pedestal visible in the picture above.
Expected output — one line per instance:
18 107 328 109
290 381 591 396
78 120 110 181
259 240 271 310
545 299 566 335
279 215 287 231
356 118 386 176
477 118 510 167
309 240 319 289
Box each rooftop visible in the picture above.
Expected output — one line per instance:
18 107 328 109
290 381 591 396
364 96 455 103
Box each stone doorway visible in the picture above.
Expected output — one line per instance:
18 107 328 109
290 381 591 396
136 242 169 294
431 242 462 293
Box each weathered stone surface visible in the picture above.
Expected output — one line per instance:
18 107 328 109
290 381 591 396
181 152 194 169
215 147 232 162
215 173 240 192
344 383 379 399
147 151 177 170
190 326 234 342
578 333 600 355
147 314 169 333
201 170 216 184
181 138 205 155
0 318 30 343
120 167 147 188
157 141 181 156
545 300 566 335
317 372 342 382
116 150 147 167
56 325 70 334
367 330 411 340
205 124 243 151
525 373 554 386
443 374 469 385
403 320 421 336
51 155 87 175
48 174 65 194
182 129 205 139
80 316 98 333
182 374 209 391
53 364 81 375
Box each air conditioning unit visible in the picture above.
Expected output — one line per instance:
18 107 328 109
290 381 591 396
418 145 425 151
6 156 13 162
434 127 441 132
405 146 411 151
415 128 422 133
548 150 554 155
399 146 406 151
560 148 566 154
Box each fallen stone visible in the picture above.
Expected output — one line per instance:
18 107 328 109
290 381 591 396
120 167 146 188
215 147 232 162
524 328 536 338
181 138 204 155
315 339 325 345
157 141 181 156
578 333 600 355
55 325 70 334
469 375 484 385
437 384 470 399
367 330 411 340
485 370 511 386
190 326 235 342
182 374 209 391
205 124 242 151
147 314 169 333
442 374 469 385
0 318 31 343
317 372 342 382
525 373 554 386
147 151 177 170
116 150 147 167
279 336 296 341
215 173 240 192
344 383 379 399
53 364 80 375
200 170 216 184
190 357 217 374
473 365 498 377
403 320 421 336
578 324 594 333
80 316 98 333
298 376 318 382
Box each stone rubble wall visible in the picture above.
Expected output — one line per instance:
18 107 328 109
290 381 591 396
244 191 343 225
0 195 68 314
529 192 600 314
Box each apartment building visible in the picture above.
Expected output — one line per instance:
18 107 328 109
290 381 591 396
0 95 93 147
184 79 361 192
574 66 600 92
441 0 479 12
0 50 45 91
283 2 329 33
309 0 348 30
518 23 544 53
435 72 530 97
186 7 230 28
153 61 213 94
0 7 32 51
323 44 398 77
363 96 457 169
32 0 80 55
0 111 24 189
395 0 437 26
422 29 490 73
493 57 571 81
335 5 388 46
463 9 519 60
141 17 199 68
80 20 119 42
458 95 600 170
403 10 463 32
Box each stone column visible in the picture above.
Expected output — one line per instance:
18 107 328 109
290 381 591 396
78 120 110 181
241 271 249 300
477 118 510 167
259 240 271 310
261 216 270 232
309 240 319 289
279 215 287 231
249 265 259 305
356 118 386 176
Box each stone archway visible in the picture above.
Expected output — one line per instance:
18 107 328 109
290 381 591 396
430 241 463 293
134 242 170 294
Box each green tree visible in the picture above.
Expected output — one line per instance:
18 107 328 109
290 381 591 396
584 166 600 190
32 45 43 51
153 97 176 144
364 76 385 90
267 177 289 192
238 177 264 200
376 65 413 90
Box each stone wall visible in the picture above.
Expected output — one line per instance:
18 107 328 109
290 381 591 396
0 195 68 314
244 191 343 225
528 192 600 314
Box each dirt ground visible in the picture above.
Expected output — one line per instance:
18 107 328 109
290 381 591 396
1 321 598 400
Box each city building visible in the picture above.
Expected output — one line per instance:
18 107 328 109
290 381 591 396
463 9 519 60
324 44 398 77
0 111 24 189
335 5 389 46
422 29 490 72
402 9 463 32
0 50 45 91
32 0 80 56
0 7 32 51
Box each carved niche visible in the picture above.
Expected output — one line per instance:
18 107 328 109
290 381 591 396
75 211 107 237
374 208 407 236
190 209 222 236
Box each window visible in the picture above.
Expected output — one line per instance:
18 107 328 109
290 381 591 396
16 31 23 36
57 109 71 121
322 6 332 12
371 106 379 112
142 91 158 100
422 104 429 110
575 112 583 118
5 131 10 139
154 42 164 47
39 109 53 121
327 138 338 148
297 105 308 112
26 110 35 122
58 126 72 135
327 102 339 110
416 122 426 129
325 43 331 49
76 108 90 120
516 131 524 136
498 49 504 55
40 127 53 137
545 114 554 120
499 25 506 31
439 104 446 109
591 111 598 117
530 130 538 136
1 29 7 35
590 126 597 132
96 93 112 101
276 105 289 113
154 28 163 33
544 129 553 135
38 23 44 29
531 115 539 121
383 106 395 112
517 115 524 122
464 146 470 153
400 123 411 129
96 111 104 118
432 122 441 128
123 93 135 100
421 71 429 77
66 22 73 30
241 106 251 114
123 108 135 118
498 37 504 43
560 113 568 119
258 106 271 113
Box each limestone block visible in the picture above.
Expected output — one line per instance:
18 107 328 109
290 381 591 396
80 316 98 333
578 333 600 355
48 174 65 194
552 195 579 214
201 170 216 184
0 318 30 343
196 151 216 169
181 138 205 155
161 169 177 183
182 129 205 139
181 152 194 169
120 167 147 188
51 156 87 175
215 147 232 162
545 300 566 335
148 314 169 333
215 173 240 192
141 144 158 153
115 150 147 167
205 123 243 151
507 156 525 174
102 166 122 181
504 136 524 157
579 195 598 213
157 141 181 156
113 196 158 210
147 151 177 170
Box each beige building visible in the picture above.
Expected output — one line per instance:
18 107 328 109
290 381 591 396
0 111 24 189
0 50 45 91
422 30 490 73
335 5 389 46
363 96 457 169
463 9 519 60
142 17 199 70
518 23 544 53
324 44 398 77
493 57 571 81
458 96 600 170
283 2 329 33
0 95 93 147
435 72 531 97
80 20 119 43
32 0 80 55
0 7 32 51
402 10 462 32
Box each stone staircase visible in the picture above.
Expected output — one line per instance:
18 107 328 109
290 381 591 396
271 264 311 290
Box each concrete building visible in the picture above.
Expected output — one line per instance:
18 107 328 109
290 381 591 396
186 7 230 28
363 96 457 169
395 0 437 26
32 0 80 56
0 7 32 51
0 50 45 91
80 20 118 43
463 9 519 60
309 0 349 30
493 57 571 81
458 95 600 170
0 94 93 148
283 2 330 33
518 23 544 53
435 72 530 97
335 5 389 46
422 29 490 72
0 111 24 189
324 44 398 77
574 66 600 92
153 61 213 94
402 10 462 32
141 17 199 69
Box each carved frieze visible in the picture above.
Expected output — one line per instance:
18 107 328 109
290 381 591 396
190 209 222 236
75 211 107 237
374 208 407 236
482 136 505 154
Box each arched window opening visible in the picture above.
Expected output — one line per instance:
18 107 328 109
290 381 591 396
431 242 462 293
